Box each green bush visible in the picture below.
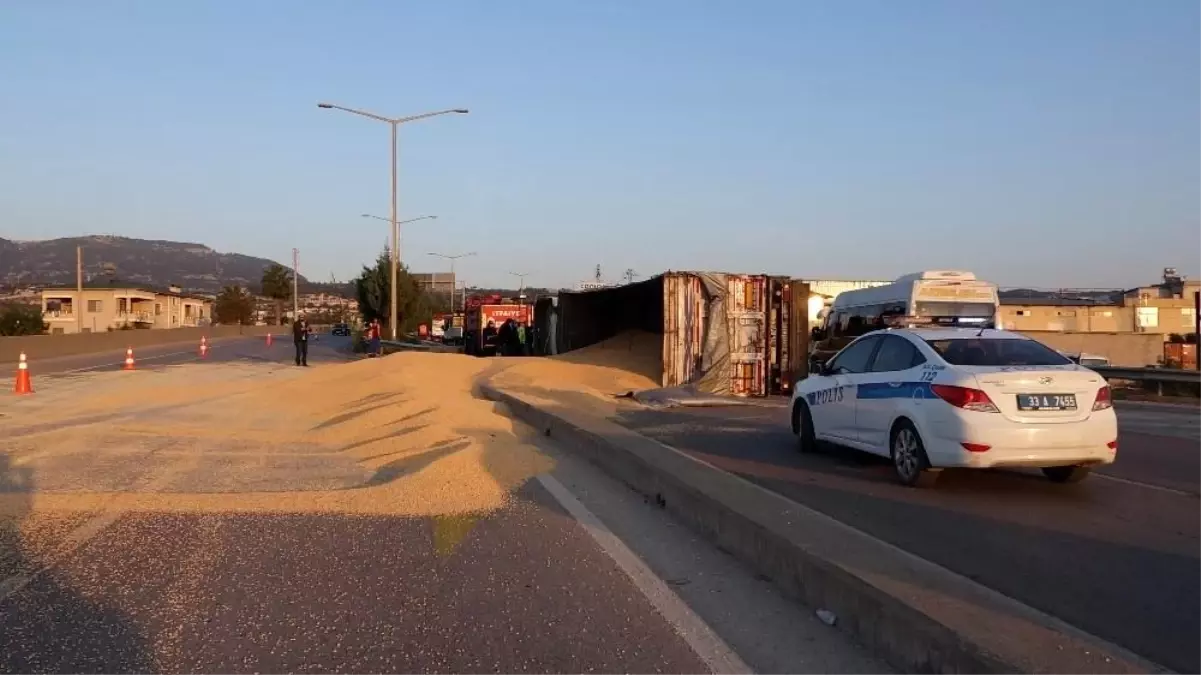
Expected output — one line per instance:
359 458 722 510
0 303 46 336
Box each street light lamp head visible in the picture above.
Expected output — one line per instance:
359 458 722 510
317 103 334 109
453 109 470 114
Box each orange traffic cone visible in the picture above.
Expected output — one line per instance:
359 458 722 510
199 336 209 358
123 347 136 371
14 352 33 395
266 332 273 347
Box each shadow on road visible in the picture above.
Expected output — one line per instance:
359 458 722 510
0 456 153 673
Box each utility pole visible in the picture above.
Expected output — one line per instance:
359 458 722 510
624 268 638 285
292 248 299 320
594 265 602 283
76 246 83 334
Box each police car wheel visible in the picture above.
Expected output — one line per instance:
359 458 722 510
890 421 937 487
792 402 817 453
1041 465 1092 484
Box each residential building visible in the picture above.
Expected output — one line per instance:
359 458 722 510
298 292 358 313
0 287 41 304
999 268 1200 339
999 298 1127 333
41 285 213 334
1121 268 1200 337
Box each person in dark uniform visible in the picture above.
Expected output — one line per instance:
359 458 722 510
496 320 510 356
293 315 310 366
501 319 520 356
481 321 498 357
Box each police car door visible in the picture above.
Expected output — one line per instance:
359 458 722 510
854 335 927 451
818 335 881 441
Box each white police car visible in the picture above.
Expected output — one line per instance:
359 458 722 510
791 328 1118 487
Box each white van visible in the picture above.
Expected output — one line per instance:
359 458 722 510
810 271 1000 368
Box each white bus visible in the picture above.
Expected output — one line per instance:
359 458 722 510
811 270 1000 363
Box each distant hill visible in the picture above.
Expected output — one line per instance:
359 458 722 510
0 235 309 294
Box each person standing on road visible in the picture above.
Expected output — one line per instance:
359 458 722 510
498 319 515 356
508 319 522 356
292 315 310 367
481 320 497 357
368 318 382 358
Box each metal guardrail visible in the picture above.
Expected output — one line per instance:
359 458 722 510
1090 366 1201 385
1091 365 1201 397
379 339 462 354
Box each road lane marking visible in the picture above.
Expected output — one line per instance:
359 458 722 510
1094 472 1198 497
536 473 750 675
57 345 227 374
45 337 344 375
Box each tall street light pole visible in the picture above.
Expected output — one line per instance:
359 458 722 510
362 213 436 227
509 271 531 304
318 102 468 339
428 252 477 318
361 214 437 265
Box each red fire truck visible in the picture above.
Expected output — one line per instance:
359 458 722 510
464 296 532 356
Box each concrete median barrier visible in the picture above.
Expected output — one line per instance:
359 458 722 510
479 382 1165 674
0 325 279 364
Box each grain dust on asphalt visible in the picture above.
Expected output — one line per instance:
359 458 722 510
0 342 674 584
0 352 555 523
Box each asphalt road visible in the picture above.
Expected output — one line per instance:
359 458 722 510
617 401 1201 674
0 485 713 673
21 332 350 377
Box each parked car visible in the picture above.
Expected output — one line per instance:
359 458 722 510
331 323 351 337
442 326 464 345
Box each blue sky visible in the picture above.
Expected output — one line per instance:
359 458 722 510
2 0 1197 289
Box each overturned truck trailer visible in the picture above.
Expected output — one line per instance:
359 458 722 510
547 271 810 397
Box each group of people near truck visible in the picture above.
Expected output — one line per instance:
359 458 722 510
347 311 534 359
480 318 533 356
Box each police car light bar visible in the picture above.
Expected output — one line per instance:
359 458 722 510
884 315 994 329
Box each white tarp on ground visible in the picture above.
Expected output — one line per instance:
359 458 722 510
621 385 762 408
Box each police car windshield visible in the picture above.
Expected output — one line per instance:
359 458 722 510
925 338 1072 367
